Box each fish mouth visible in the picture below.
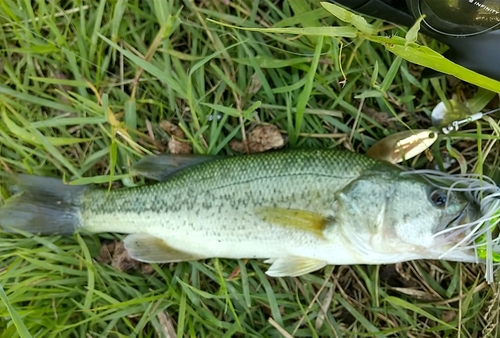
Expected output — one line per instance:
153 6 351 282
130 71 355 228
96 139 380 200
435 202 474 237
451 203 476 230
430 202 481 262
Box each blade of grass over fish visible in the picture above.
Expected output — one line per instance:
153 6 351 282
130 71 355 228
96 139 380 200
69 174 131 185
211 123 241 155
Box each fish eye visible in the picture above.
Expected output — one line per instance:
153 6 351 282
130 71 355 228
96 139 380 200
430 189 447 208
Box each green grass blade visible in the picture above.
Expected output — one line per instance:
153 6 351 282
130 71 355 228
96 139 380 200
0 284 33 338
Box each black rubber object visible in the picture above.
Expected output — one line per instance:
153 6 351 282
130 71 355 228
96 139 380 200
329 0 500 81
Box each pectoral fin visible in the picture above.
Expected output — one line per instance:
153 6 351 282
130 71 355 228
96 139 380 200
265 257 327 277
123 233 202 263
256 207 331 238
131 154 221 181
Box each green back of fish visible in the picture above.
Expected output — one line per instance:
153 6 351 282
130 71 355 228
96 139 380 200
0 149 399 236
82 149 396 222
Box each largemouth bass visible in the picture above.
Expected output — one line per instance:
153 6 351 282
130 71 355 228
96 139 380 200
0 149 479 276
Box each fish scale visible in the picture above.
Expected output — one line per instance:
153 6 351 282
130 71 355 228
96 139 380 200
81 150 379 233
0 149 479 277
75 150 385 266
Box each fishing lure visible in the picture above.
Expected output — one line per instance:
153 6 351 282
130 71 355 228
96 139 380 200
367 102 500 282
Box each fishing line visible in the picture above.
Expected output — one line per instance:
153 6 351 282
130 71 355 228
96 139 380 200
402 158 500 283
397 105 500 282
441 107 500 134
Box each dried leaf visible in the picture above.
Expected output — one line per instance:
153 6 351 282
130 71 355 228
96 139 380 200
229 139 246 153
230 124 285 153
395 262 412 282
160 120 185 138
97 241 115 265
141 263 155 274
98 241 141 272
441 310 456 322
362 106 395 128
228 266 241 280
156 311 178 338
160 120 192 154
111 241 141 272
168 137 192 154
427 151 457 171
391 287 435 300
315 286 334 330
246 73 262 95
54 71 73 93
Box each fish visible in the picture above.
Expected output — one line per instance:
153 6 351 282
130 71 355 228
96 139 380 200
0 149 480 277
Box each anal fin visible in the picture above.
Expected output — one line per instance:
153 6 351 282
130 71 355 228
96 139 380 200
123 233 202 263
264 256 327 277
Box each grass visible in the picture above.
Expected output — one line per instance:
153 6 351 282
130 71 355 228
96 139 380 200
0 0 500 336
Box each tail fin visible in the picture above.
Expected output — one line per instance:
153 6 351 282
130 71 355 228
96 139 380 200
0 175 87 235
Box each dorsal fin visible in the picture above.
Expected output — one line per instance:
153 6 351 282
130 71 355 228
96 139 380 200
131 154 221 181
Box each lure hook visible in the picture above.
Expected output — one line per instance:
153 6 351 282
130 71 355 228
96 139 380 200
441 107 500 134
